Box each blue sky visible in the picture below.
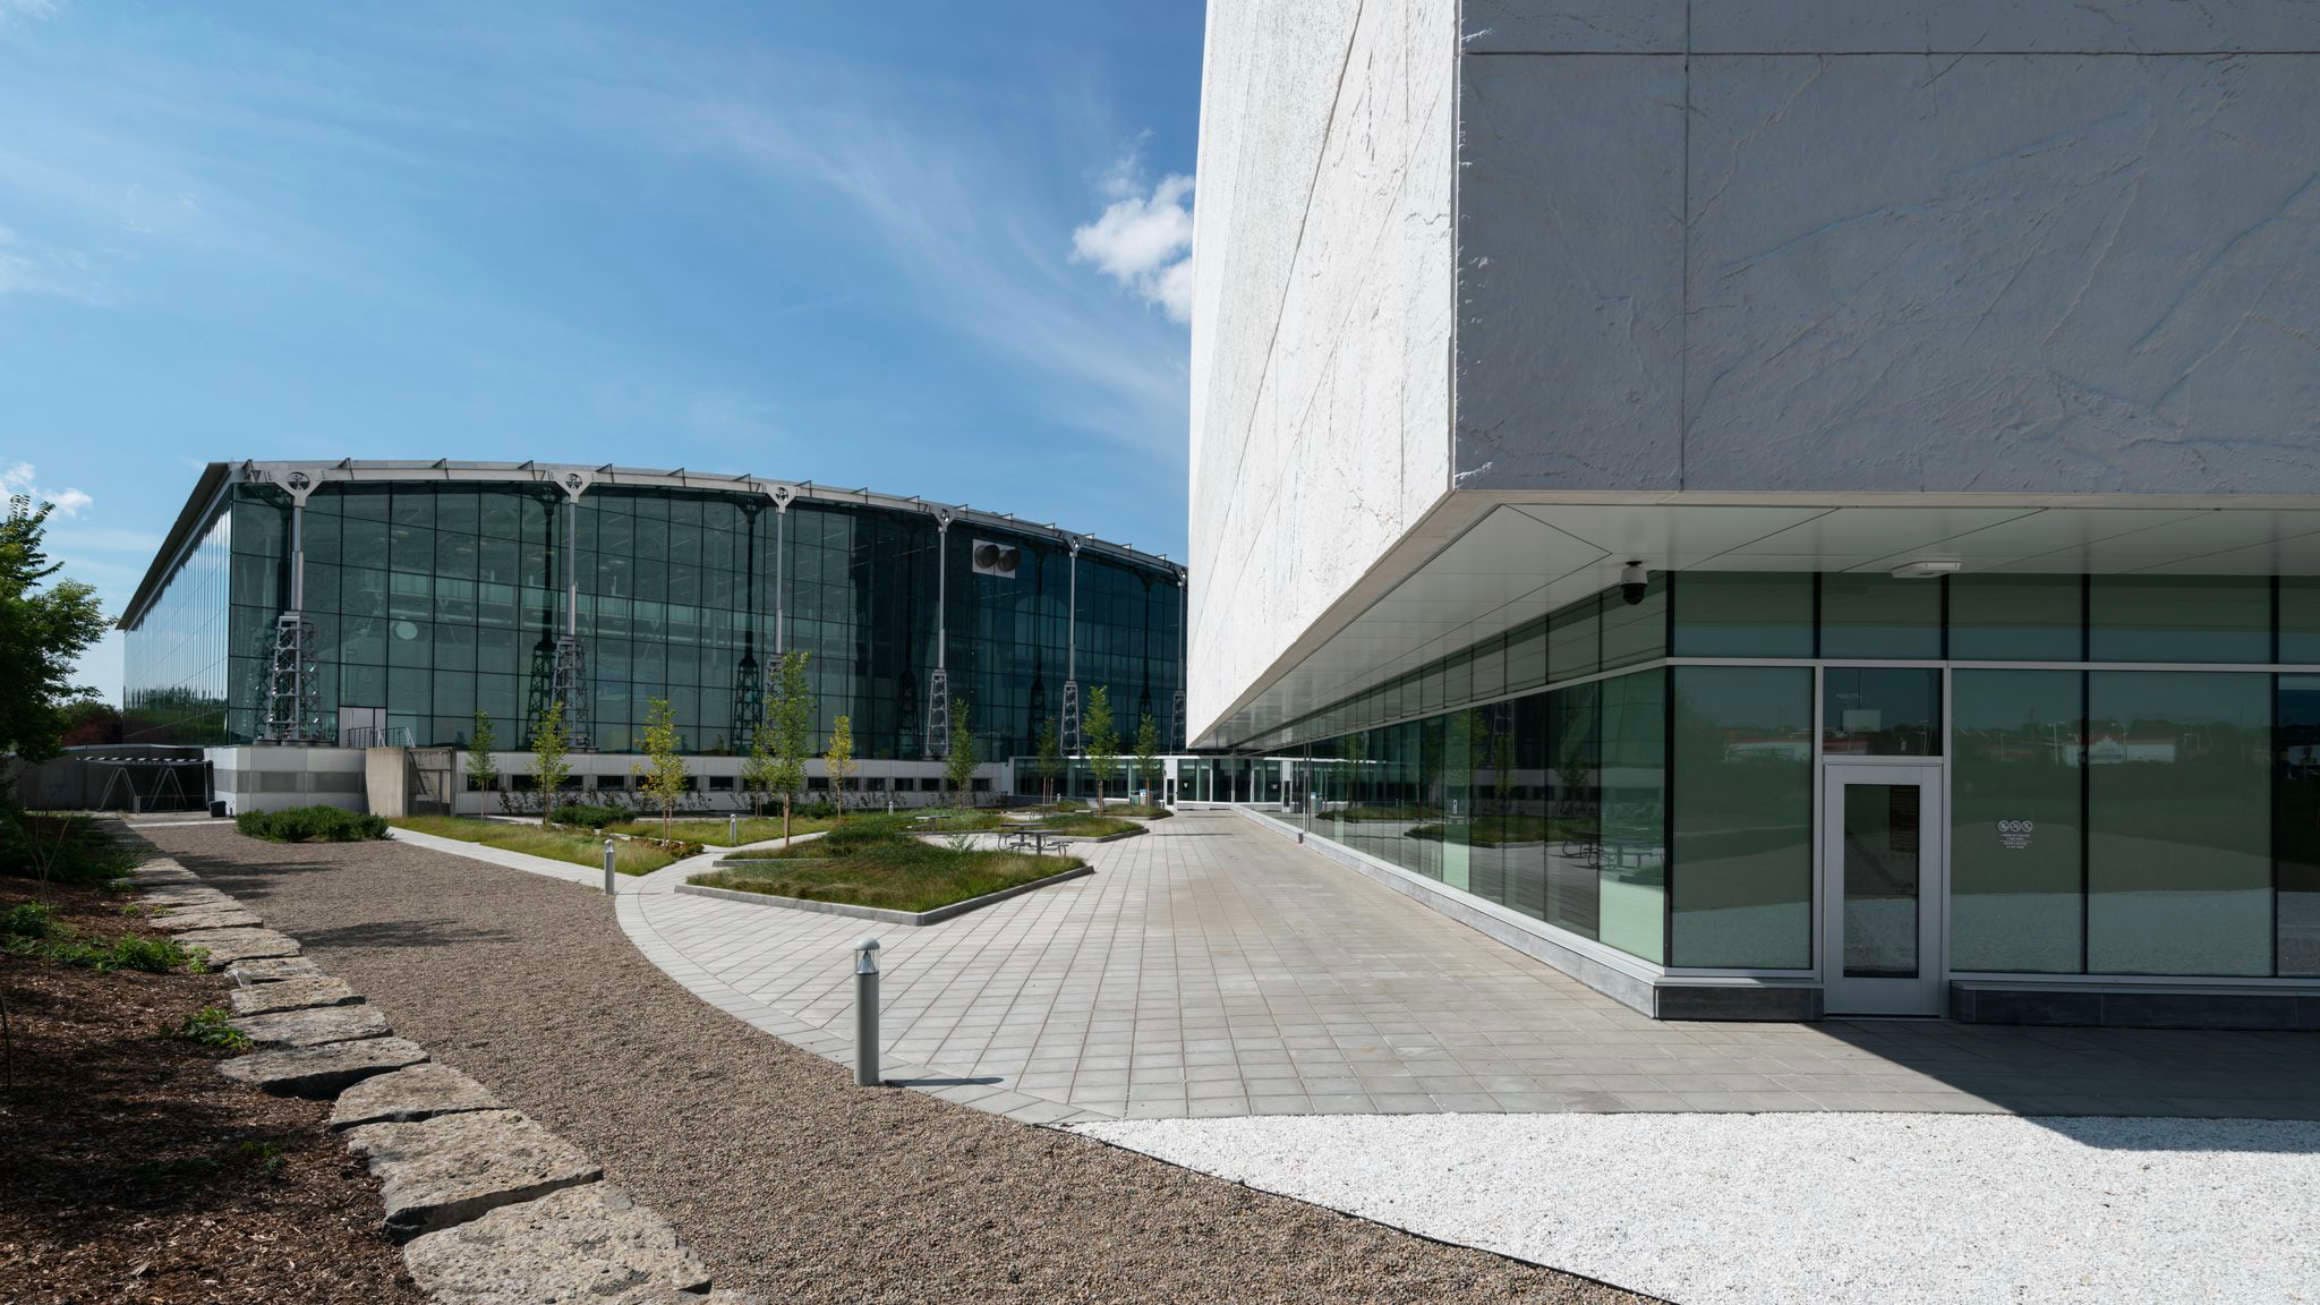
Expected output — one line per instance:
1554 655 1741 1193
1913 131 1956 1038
0 0 1206 702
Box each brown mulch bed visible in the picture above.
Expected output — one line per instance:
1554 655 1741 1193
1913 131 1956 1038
150 823 1658 1305
0 875 423 1305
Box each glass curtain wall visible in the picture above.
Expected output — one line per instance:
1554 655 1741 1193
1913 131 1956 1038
1264 568 2320 983
124 480 1182 760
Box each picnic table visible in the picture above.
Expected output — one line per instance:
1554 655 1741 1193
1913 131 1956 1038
1001 828 1059 856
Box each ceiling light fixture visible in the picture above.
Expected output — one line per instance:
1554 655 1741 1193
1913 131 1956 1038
1890 560 1963 580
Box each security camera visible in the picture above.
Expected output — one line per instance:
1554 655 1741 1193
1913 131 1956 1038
1619 561 1650 606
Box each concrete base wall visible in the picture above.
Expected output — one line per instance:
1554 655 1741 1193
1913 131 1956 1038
208 746 368 816
1953 981 2320 1031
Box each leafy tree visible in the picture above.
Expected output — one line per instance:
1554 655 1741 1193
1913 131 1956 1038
1034 714 1064 807
943 698 978 807
825 713 856 818
1133 712 1161 804
0 497 108 763
764 649 813 845
465 709 499 799
530 699 570 824
1082 686 1118 812
58 700 122 748
635 697 688 838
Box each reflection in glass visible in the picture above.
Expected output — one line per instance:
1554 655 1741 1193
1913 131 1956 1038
1819 575 1941 660
1949 574 2082 661
1822 667 1941 757
1671 573 1814 658
1597 671 1666 963
1549 595 1601 682
1950 670 2084 972
1546 682 1601 939
2090 576 2269 664
1601 575 1668 670
1842 784 1921 978
2086 671 2270 975
1670 667 1814 968
2277 676 2320 975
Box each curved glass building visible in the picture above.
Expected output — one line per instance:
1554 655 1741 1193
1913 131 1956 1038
122 461 1186 773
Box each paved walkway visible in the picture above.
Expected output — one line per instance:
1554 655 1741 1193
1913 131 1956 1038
614 809 2320 1124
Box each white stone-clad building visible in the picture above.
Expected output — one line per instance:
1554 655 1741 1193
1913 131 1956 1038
1188 1 2320 1027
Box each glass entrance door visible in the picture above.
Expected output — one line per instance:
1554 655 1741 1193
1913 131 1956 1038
1820 762 1945 1016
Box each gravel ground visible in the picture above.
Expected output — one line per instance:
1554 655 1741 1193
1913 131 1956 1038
1075 1112 2320 1305
147 823 1657 1305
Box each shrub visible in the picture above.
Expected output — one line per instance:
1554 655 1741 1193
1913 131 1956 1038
0 808 137 885
175 1006 253 1052
7 922 195 973
235 806 388 843
549 803 626 830
2 900 57 939
108 933 195 973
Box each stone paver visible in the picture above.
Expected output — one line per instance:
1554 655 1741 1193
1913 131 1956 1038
400 1183 712 1304
229 956 326 983
344 1108 602 1240
218 1035 429 1097
231 1002 392 1048
619 808 2320 1123
152 907 264 932
177 925 302 963
228 975 360 1016
332 1063 505 1131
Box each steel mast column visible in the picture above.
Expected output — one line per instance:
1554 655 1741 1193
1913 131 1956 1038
548 470 592 752
260 470 323 744
925 508 954 760
1060 534 1083 756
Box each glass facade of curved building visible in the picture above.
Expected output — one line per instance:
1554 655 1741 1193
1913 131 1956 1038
121 464 1185 766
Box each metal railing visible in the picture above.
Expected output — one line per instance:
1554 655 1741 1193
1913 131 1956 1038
342 724 416 749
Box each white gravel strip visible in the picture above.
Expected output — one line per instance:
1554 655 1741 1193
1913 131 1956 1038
1073 1113 2320 1305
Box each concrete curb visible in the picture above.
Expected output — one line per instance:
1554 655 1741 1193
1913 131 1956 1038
678 863 1095 926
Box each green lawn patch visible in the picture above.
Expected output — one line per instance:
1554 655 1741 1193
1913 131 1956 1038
390 816 680 876
1035 813 1141 839
909 808 1009 832
698 813 1083 913
605 815 840 845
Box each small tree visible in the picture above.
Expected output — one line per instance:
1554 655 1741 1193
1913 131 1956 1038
1133 712 1160 805
1082 685 1118 812
531 699 570 825
825 714 856 818
943 698 978 807
635 697 687 839
466 709 499 803
1034 714 1064 807
764 649 813 845
740 712 775 817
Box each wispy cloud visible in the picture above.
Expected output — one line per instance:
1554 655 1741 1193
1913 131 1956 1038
1 461 93 516
1071 154 1194 324
0 0 59 25
680 93 1190 454
0 224 106 304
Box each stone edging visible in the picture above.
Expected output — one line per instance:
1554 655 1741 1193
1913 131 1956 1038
677 863 1094 926
125 854 757 1305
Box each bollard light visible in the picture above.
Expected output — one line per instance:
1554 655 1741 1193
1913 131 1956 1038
728 811 739 844
853 937 882 1087
602 838 616 895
